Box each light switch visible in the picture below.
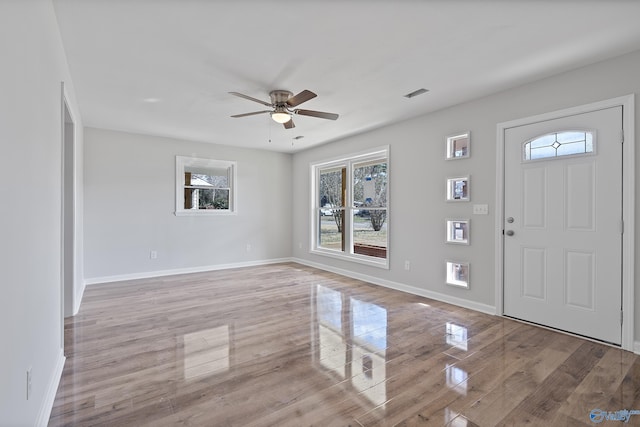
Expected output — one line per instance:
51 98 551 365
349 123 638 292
473 204 489 215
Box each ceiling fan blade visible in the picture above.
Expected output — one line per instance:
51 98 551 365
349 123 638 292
229 92 272 107
231 110 271 118
286 90 317 107
283 118 295 129
294 109 339 120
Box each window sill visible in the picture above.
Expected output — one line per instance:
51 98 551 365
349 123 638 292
311 247 389 269
175 210 237 216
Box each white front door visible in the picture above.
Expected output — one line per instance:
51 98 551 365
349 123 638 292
503 106 622 345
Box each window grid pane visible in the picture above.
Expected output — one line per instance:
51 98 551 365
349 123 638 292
188 172 228 188
353 161 387 208
352 210 387 259
319 168 344 209
318 208 344 251
186 188 230 210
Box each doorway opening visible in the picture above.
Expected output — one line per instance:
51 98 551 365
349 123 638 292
61 85 76 353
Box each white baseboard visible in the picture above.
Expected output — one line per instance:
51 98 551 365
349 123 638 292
84 258 293 286
634 341 640 355
36 350 65 427
293 258 496 315
72 281 85 315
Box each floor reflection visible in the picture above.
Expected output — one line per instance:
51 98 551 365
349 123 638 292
316 285 346 378
313 284 388 409
318 324 347 378
182 325 231 380
351 297 387 407
445 363 468 395
446 322 468 351
445 407 468 426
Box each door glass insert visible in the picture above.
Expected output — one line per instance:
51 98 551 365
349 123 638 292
523 131 594 161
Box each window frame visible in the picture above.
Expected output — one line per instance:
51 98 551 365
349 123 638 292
310 146 389 269
175 156 237 216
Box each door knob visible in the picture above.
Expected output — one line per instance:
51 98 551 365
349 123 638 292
506 217 514 223
506 230 515 236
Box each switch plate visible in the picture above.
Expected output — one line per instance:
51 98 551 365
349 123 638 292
150 250 158 259
473 204 489 215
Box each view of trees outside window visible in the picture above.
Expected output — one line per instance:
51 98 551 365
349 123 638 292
185 172 230 210
352 161 387 258
318 168 344 251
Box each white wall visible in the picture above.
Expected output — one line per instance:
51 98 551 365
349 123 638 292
0 0 83 425
83 128 292 282
292 49 640 336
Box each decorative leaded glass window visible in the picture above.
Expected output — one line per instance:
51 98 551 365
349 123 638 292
523 131 594 161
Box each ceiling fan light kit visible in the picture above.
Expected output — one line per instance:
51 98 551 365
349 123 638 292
271 107 291 124
230 89 339 129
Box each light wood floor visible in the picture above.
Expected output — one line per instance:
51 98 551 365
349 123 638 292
49 263 640 426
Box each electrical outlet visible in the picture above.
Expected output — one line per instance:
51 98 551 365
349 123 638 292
246 243 251 252
298 242 302 249
404 260 411 271
150 250 158 259
26 368 32 400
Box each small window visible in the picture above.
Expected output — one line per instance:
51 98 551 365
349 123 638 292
446 176 470 202
176 156 236 215
523 131 594 161
446 132 470 160
446 219 469 245
446 261 469 289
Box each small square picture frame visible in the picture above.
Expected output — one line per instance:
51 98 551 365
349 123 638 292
446 261 470 289
446 219 470 245
446 176 470 202
446 132 470 160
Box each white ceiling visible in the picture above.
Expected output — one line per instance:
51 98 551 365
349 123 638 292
53 0 640 153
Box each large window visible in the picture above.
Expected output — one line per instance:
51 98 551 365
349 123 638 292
311 147 389 268
175 156 237 215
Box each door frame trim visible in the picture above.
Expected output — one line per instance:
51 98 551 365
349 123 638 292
495 95 635 351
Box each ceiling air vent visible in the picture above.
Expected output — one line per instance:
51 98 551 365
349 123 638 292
404 88 429 99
